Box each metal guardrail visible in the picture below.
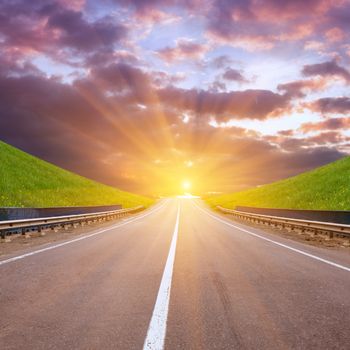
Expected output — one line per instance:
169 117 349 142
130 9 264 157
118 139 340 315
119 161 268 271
0 205 144 240
217 206 350 240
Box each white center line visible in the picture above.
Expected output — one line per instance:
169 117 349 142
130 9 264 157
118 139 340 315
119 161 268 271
193 201 350 273
143 204 180 350
0 200 168 267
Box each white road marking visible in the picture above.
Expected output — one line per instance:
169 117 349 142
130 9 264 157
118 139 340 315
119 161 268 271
0 200 169 267
143 204 180 350
194 202 350 273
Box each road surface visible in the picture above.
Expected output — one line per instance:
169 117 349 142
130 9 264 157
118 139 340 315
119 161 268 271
1 198 350 349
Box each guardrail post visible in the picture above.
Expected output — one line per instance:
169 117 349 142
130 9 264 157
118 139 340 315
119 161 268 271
37 225 46 236
1 230 6 240
1 231 11 243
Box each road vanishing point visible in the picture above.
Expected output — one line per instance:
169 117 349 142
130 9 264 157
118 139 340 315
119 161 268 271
1 198 350 349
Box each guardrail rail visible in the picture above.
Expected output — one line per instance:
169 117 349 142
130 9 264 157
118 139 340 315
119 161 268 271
0 205 144 241
217 206 350 240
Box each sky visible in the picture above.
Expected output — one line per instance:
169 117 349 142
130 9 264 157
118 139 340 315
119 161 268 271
0 0 349 196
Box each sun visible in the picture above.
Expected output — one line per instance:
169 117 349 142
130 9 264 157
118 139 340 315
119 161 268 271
182 180 191 191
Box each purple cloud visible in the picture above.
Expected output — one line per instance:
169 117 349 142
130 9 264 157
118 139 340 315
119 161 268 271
302 60 350 83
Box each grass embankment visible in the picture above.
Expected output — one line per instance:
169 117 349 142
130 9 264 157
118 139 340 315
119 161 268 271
206 156 350 210
0 141 154 208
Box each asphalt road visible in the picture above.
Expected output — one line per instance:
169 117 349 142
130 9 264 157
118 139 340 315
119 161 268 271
1 198 350 349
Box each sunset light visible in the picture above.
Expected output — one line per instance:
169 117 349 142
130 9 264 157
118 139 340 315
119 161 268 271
0 0 348 197
182 180 192 192
1 1 349 349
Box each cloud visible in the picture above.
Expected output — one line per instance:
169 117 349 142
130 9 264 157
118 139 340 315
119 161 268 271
157 87 290 121
84 49 141 68
211 55 237 69
157 38 208 63
0 2 51 55
89 62 151 94
208 80 226 92
305 97 350 114
47 9 127 52
222 68 248 83
199 137 345 191
0 0 128 73
57 0 86 11
261 147 344 181
277 78 327 98
133 8 180 26
327 2 350 31
116 0 197 12
304 40 325 52
203 0 331 51
277 129 295 137
302 60 350 83
325 27 345 42
307 131 347 144
300 117 350 132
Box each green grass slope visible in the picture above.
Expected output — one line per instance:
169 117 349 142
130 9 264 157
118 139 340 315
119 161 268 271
0 141 154 208
206 156 350 210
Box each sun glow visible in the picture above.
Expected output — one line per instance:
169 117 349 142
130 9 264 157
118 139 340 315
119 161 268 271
182 180 191 191
177 193 200 198
177 179 200 198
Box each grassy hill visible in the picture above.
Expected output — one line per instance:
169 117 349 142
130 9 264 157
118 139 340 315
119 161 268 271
206 156 350 210
0 141 154 208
